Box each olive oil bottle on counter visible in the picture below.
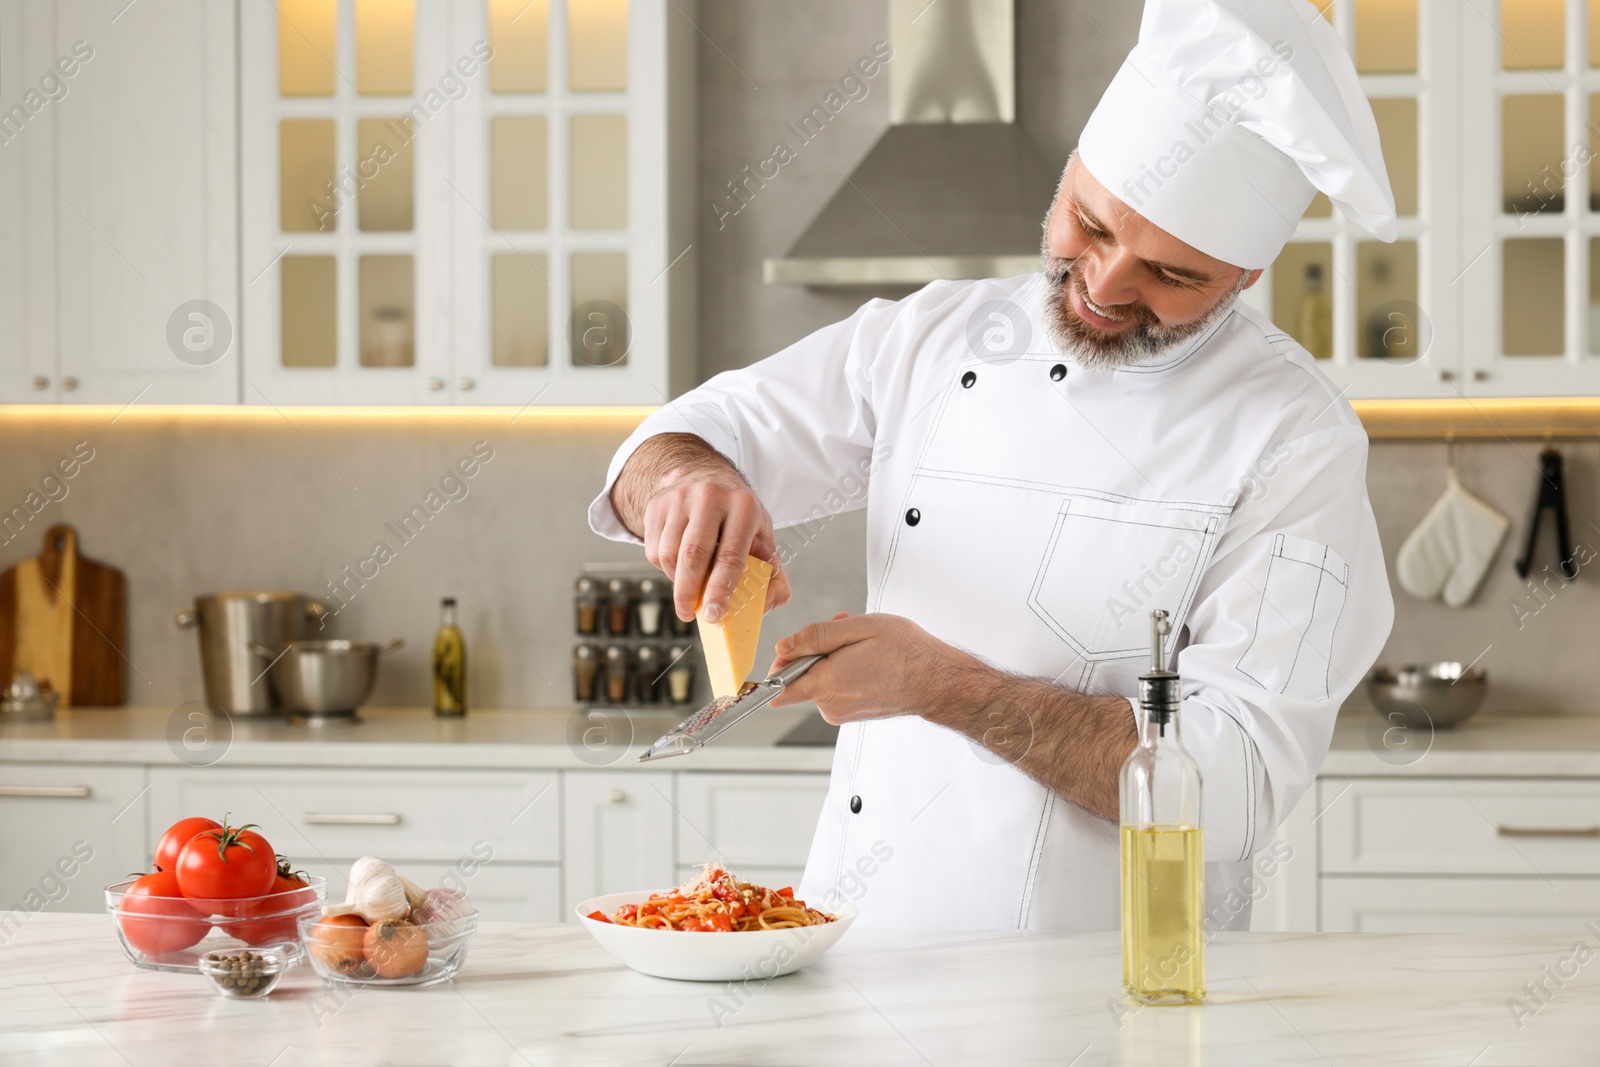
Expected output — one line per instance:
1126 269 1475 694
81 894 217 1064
432 597 467 717
1119 609 1205 1005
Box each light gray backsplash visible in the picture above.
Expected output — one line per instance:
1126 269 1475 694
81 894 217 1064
0 414 869 709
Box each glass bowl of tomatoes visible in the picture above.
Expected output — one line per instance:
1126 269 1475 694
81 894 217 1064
299 910 480 988
106 875 329 972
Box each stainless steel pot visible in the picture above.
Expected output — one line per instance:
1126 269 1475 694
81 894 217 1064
175 592 328 715
251 638 402 724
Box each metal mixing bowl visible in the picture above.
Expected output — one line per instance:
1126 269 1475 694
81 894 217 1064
251 638 402 722
1367 662 1488 729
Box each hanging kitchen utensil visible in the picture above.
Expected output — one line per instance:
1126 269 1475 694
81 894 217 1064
638 654 824 762
0 524 126 705
1396 437 1509 608
1515 446 1576 581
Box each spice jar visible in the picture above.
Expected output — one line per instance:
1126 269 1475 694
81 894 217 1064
605 578 633 636
573 644 600 702
603 645 631 704
668 607 695 637
635 645 662 704
666 645 695 705
574 576 601 636
636 577 667 637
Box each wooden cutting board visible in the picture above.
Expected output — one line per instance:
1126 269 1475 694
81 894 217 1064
0 524 126 705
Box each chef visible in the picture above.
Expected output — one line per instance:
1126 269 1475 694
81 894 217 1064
590 0 1395 931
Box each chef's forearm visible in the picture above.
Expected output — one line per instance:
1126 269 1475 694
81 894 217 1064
924 661 1137 823
608 433 744 537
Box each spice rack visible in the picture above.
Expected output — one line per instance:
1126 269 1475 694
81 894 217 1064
573 565 698 708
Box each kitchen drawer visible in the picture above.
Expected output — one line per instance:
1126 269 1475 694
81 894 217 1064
148 767 559 863
0 763 149 916
1320 778 1600 876
1321 876 1600 934
675 772 827 869
301 859 562 923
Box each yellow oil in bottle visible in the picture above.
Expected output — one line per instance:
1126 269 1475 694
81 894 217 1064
1121 824 1205 1005
432 598 467 717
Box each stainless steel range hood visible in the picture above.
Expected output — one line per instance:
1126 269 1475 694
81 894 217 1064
763 0 1058 289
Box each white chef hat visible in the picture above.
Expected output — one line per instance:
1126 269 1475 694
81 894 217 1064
1077 0 1396 270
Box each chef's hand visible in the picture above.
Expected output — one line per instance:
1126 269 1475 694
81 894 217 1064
766 612 971 723
630 444 791 623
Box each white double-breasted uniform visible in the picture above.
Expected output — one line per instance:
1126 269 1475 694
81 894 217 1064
590 272 1392 931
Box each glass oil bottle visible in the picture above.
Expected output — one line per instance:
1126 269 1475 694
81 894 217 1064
1120 609 1205 1005
432 597 467 718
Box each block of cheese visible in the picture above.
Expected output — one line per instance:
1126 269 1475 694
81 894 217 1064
696 554 775 698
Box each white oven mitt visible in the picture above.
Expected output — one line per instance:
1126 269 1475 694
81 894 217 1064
1396 471 1509 608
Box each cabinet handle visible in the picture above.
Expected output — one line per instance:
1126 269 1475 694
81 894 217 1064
62 376 79 391
1473 370 1488 382
427 377 445 391
302 812 402 825
32 376 48 391
0 785 92 798
1439 370 1455 382
608 789 627 804
1497 825 1600 839
457 377 476 391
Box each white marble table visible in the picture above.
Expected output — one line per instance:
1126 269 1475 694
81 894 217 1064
3 914 1593 1066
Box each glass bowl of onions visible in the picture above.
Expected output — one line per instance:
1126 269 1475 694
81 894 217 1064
298 910 478 987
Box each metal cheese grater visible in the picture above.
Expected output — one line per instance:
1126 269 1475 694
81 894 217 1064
638 654 824 762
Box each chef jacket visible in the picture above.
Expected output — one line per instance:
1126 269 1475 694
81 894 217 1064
589 272 1393 931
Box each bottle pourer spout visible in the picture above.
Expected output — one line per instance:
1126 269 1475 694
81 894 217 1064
1149 609 1171 673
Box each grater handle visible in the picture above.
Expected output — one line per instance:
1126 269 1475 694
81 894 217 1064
767 654 825 690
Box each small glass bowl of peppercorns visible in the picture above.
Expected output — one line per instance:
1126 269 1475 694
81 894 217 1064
198 946 293 999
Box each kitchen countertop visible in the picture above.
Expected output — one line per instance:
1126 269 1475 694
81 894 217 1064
0 705 835 772
6 703 1600 777
1321 709 1600 776
3 913 1592 1066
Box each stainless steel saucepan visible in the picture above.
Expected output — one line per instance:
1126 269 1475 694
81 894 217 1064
176 592 329 715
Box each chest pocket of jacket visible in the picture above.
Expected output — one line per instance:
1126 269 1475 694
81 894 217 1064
1027 496 1224 662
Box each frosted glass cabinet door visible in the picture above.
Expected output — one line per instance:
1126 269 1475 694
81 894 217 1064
50 0 239 404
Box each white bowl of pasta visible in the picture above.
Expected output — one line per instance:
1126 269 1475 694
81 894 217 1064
576 868 857 982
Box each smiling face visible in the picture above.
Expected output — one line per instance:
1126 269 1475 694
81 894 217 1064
1040 156 1262 369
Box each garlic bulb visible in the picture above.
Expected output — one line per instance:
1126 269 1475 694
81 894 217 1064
322 856 411 922
411 887 474 939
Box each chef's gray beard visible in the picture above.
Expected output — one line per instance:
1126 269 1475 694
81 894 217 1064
1038 255 1249 371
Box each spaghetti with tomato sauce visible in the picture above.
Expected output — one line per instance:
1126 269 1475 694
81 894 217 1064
587 866 834 932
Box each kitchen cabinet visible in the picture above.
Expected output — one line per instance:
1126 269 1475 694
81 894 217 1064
148 766 562 863
561 771 676 912
0 1 58 405
1321 876 1600 934
291 857 565 923
42 0 237 405
675 772 829 892
1299 777 1600 934
239 0 696 406
0 763 148 923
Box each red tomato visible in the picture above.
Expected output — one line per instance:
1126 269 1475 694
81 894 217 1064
706 913 733 932
153 816 221 873
586 910 612 923
116 871 210 957
233 861 317 946
175 821 277 900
